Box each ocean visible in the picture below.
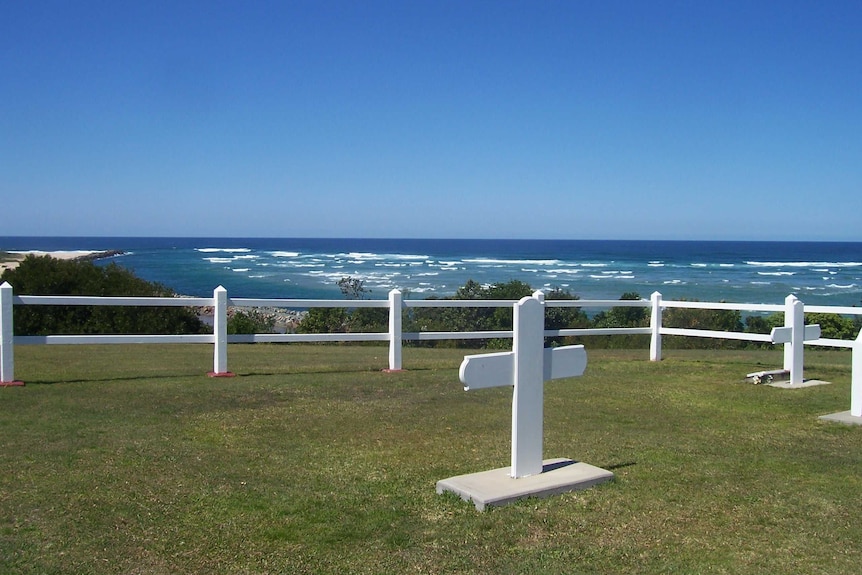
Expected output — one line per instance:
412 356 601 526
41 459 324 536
2 237 861 308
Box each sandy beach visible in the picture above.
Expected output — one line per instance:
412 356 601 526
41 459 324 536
0 250 121 274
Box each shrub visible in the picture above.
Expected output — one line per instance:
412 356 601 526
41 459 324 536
227 310 276 335
1 255 206 336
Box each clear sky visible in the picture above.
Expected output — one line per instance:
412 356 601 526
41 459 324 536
2 1 860 241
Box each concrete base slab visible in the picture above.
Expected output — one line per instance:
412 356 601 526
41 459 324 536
767 379 831 389
819 411 862 426
436 457 613 511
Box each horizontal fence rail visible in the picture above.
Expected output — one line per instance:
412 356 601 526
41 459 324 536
1 283 860 396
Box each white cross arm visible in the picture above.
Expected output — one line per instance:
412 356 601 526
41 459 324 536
459 345 587 391
544 345 587 381
459 351 513 391
770 324 821 345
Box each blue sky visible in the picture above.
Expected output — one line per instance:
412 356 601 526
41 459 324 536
2 1 860 240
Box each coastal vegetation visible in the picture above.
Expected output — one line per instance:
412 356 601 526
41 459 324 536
295 277 862 349
0 255 206 336
1 344 858 574
2 257 859 344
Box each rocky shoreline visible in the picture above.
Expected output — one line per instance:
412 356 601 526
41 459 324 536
195 305 307 334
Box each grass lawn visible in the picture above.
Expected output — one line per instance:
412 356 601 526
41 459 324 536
1 344 859 574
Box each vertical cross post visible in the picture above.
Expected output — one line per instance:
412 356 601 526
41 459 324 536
784 295 804 384
511 292 546 477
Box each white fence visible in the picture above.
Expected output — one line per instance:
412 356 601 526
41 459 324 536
2 282 861 411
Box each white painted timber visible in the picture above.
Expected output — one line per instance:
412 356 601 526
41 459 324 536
457 293 588 479
819 330 862 424
439 292 611 509
650 291 662 361
663 300 783 313
227 333 389 344
213 286 229 375
16 335 213 345
771 297 821 385
853 329 862 417
388 289 403 370
14 295 212 307
457 348 586 389
459 351 513 391
0 282 14 382
662 328 773 343
770 324 821 345
4 283 862 380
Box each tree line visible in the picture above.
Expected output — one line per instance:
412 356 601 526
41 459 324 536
297 277 862 350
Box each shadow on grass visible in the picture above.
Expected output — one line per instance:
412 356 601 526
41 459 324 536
19 372 210 385
21 364 448 385
604 461 637 471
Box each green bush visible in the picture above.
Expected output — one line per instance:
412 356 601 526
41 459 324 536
1 255 206 336
662 299 744 349
294 276 862 350
227 310 276 335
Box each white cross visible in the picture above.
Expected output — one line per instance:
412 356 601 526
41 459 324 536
459 293 587 478
770 319 821 385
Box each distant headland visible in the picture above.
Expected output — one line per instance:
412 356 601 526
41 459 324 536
0 250 124 274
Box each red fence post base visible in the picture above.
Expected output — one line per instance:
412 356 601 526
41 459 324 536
0 380 25 387
207 371 236 378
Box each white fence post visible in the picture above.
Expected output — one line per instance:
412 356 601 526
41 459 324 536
209 285 234 377
388 289 403 371
650 291 662 361
0 282 22 385
852 329 862 417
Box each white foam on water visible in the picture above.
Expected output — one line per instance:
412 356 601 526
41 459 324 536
463 257 562 266
196 247 251 253
747 261 862 268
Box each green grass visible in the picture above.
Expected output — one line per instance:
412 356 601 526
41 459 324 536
1 344 860 574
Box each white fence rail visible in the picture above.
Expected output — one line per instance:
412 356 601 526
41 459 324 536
1 282 861 407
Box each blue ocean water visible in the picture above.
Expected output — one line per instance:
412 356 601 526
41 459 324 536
2 237 861 307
